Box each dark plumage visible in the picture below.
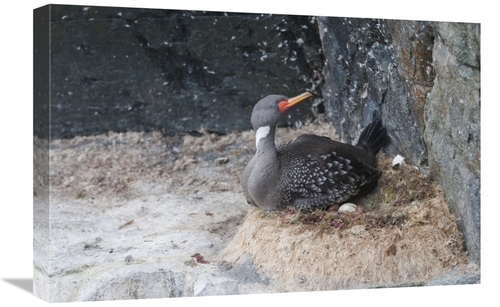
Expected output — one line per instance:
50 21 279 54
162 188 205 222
241 92 389 211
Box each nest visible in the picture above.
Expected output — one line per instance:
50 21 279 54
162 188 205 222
222 155 468 291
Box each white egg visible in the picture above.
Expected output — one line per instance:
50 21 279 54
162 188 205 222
339 203 357 213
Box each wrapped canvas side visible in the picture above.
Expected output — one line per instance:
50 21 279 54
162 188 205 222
33 5 52 302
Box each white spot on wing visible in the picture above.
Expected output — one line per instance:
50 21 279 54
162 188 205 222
255 126 271 147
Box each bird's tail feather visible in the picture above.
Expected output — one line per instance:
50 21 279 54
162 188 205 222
356 119 389 154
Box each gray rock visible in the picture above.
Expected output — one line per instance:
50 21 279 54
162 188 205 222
318 17 428 167
424 22 480 265
81 268 189 301
364 264 480 289
425 264 480 286
223 254 269 286
385 20 480 265
48 5 323 138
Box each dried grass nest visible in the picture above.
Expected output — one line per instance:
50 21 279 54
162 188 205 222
222 155 469 291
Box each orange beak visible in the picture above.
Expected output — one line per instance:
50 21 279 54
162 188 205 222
278 92 313 113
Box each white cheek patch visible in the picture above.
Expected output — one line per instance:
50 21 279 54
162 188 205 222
255 126 271 147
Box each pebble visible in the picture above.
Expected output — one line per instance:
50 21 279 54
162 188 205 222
125 255 134 264
215 157 229 165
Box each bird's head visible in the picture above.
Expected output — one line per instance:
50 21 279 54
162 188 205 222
250 92 312 130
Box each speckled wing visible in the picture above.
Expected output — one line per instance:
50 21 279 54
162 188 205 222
277 134 381 210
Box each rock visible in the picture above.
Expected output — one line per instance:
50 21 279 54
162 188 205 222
193 275 239 297
425 263 480 286
215 157 229 165
124 255 134 264
350 225 365 236
386 20 480 265
48 5 323 138
193 254 270 296
423 22 480 265
79 267 192 301
385 20 436 165
317 17 427 166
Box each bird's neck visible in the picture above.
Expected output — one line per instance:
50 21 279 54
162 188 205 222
255 125 278 153
249 125 282 209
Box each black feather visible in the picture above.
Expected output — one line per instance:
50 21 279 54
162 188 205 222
356 119 389 154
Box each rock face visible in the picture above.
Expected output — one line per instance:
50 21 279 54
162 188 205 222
318 18 430 168
49 5 323 138
423 22 480 264
318 17 480 265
